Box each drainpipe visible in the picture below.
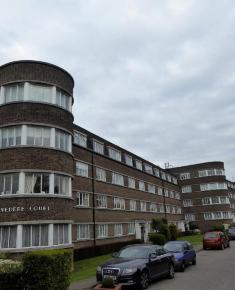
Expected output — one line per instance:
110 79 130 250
161 178 167 222
91 151 96 248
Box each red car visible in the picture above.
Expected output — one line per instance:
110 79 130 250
203 231 230 250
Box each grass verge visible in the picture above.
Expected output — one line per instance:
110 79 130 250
177 234 203 246
70 253 112 283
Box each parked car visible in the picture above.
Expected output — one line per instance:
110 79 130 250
203 231 230 250
96 244 175 289
164 241 196 272
228 227 235 240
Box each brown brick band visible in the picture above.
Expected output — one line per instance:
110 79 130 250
0 61 74 95
0 147 74 175
0 103 74 131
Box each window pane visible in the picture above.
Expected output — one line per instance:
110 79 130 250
32 225 40 246
22 226 31 247
41 225 49 246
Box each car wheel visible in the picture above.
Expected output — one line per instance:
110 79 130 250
139 270 149 289
192 256 196 265
180 261 185 272
221 243 224 250
168 263 175 279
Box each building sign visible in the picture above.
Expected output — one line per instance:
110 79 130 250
0 205 50 214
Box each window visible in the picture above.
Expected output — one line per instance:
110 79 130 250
154 168 160 177
55 129 70 152
150 203 157 212
204 212 213 220
96 167 106 182
214 212 222 219
202 196 230 205
159 204 165 213
96 195 107 208
74 132 87 147
180 173 190 180
147 184 155 194
164 189 169 197
25 173 49 194
185 214 195 221
93 140 104 154
200 183 227 191
125 154 133 166
77 192 89 207
172 206 176 214
4 83 24 102
0 226 17 248
22 224 49 247
27 126 50 147
0 173 19 195
76 162 89 177
198 169 225 177
97 224 108 238
170 190 174 198
128 223 135 234
56 88 70 110
157 187 163 195
175 192 181 199
2 83 72 111
129 200 137 211
0 126 21 148
140 201 146 212
112 173 124 186
139 181 145 191
172 177 178 185
183 199 193 207
28 83 52 103
177 207 182 214
108 147 121 162
144 164 153 174
167 174 172 182
166 205 171 213
114 224 123 236
161 172 166 180
54 174 70 195
114 197 125 210
77 224 90 240
128 177 135 189
182 185 192 193
135 160 142 170
53 224 69 245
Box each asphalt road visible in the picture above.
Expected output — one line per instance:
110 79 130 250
148 241 235 290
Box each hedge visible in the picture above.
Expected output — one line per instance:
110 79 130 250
0 259 24 290
23 249 73 290
148 233 166 245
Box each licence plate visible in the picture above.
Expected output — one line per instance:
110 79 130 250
103 275 117 281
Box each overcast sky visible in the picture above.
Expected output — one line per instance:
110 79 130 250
1 0 235 179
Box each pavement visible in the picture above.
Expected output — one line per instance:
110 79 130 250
69 245 203 290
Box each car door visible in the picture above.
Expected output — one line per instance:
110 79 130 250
183 243 191 264
148 247 164 279
186 242 195 262
155 248 170 275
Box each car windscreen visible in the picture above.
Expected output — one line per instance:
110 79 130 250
229 228 235 233
118 246 150 259
164 243 183 253
204 232 219 238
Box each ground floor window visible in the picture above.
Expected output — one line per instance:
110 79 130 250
97 224 108 238
0 226 17 248
77 224 90 240
0 223 71 250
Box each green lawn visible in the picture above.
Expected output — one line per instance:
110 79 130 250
70 253 112 283
177 234 203 246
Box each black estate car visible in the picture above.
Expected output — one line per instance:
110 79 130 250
96 244 175 289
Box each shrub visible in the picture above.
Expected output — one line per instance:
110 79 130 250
211 224 225 232
149 233 166 245
159 224 171 241
23 249 73 290
169 224 178 241
102 276 115 288
0 259 23 290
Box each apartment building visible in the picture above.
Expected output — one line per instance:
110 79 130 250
0 60 184 253
168 162 235 232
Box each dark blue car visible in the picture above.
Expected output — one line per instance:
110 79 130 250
164 241 196 272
